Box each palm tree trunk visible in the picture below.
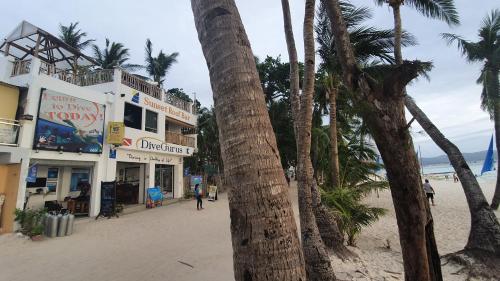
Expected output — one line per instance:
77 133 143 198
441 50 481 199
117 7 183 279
282 0 347 261
296 1 336 279
391 2 442 279
329 85 340 188
190 1 306 280
406 97 500 254
323 0 441 280
492 95 500 210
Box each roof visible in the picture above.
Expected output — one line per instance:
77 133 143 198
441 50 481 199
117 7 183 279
0 21 97 69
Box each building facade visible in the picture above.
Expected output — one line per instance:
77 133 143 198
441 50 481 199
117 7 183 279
0 22 196 232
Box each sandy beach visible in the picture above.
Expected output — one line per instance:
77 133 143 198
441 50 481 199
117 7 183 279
0 178 498 281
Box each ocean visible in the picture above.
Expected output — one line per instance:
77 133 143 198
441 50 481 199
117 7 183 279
421 161 497 183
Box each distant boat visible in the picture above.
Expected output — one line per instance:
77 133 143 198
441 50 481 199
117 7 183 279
480 135 494 175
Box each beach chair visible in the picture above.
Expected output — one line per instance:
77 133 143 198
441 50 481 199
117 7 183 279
146 187 164 208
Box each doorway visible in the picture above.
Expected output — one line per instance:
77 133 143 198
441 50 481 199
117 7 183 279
155 165 174 199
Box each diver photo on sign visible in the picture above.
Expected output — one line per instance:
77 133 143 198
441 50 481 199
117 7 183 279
34 89 105 153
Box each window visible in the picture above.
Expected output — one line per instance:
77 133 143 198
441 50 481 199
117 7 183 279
145 110 158 133
70 168 91 192
124 102 142 130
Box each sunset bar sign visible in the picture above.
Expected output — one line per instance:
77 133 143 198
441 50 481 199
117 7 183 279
34 89 105 153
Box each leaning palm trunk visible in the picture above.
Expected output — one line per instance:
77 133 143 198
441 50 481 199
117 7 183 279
492 97 500 210
295 0 337 279
406 97 500 254
390 3 442 280
323 0 441 280
190 1 306 280
328 85 340 188
281 0 349 261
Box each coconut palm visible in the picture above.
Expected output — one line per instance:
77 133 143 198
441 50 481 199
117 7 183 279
58 22 95 51
92 39 141 71
144 39 179 87
443 9 500 210
315 1 417 188
191 0 307 280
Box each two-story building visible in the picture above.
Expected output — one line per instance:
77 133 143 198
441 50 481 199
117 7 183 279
0 21 196 233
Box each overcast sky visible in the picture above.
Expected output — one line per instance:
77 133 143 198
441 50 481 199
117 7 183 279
1 0 498 157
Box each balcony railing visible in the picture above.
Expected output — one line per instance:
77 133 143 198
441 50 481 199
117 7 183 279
121 71 162 100
165 131 196 148
0 118 21 146
11 59 31 76
39 62 114 87
164 92 193 113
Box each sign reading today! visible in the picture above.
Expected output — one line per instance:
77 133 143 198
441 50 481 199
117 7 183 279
34 89 105 153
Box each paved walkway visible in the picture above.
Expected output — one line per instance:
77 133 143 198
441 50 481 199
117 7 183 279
0 195 235 281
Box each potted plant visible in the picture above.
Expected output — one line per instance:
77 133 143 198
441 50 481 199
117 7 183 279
14 208 46 241
30 225 44 241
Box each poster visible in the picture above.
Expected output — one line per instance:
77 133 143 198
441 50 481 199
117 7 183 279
27 164 38 183
34 89 105 153
106 122 125 145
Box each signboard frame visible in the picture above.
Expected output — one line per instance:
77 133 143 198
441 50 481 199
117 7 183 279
33 88 106 154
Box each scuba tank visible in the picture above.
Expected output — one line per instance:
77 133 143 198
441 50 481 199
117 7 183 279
57 214 68 237
66 213 75 236
48 213 58 238
43 213 50 236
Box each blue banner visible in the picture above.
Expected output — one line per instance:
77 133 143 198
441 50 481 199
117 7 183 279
27 164 38 183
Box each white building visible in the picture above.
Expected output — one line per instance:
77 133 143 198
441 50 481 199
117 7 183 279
0 21 197 232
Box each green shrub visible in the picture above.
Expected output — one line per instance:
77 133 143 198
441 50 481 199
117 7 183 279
322 187 386 246
14 208 46 237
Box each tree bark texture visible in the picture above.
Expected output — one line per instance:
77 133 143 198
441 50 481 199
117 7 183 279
492 96 500 210
406 97 500 255
282 0 346 261
328 85 340 188
389 3 442 280
281 0 301 139
296 0 337 280
191 1 307 280
322 0 442 280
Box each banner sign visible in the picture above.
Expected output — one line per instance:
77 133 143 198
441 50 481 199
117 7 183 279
107 122 125 145
34 89 105 153
121 135 193 156
27 164 38 183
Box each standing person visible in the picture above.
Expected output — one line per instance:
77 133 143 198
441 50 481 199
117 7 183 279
423 179 436 206
453 173 459 183
194 184 203 210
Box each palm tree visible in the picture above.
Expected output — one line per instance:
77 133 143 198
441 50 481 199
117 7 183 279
191 1 307 280
375 0 500 257
92 39 141 70
144 39 179 87
58 22 95 51
322 0 441 279
315 1 417 188
442 9 500 210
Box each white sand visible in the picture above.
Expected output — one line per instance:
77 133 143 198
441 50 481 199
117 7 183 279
0 179 498 281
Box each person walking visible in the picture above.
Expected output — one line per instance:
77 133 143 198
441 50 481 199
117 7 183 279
423 179 436 206
195 184 203 210
453 172 459 183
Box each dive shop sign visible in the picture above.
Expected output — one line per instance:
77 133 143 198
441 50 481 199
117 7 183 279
122 136 193 156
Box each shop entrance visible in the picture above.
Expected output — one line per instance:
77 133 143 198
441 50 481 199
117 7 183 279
155 165 174 199
116 163 145 205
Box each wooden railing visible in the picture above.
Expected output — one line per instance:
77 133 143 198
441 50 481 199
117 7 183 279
11 59 31 76
121 71 162 99
165 131 196 148
0 118 21 146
